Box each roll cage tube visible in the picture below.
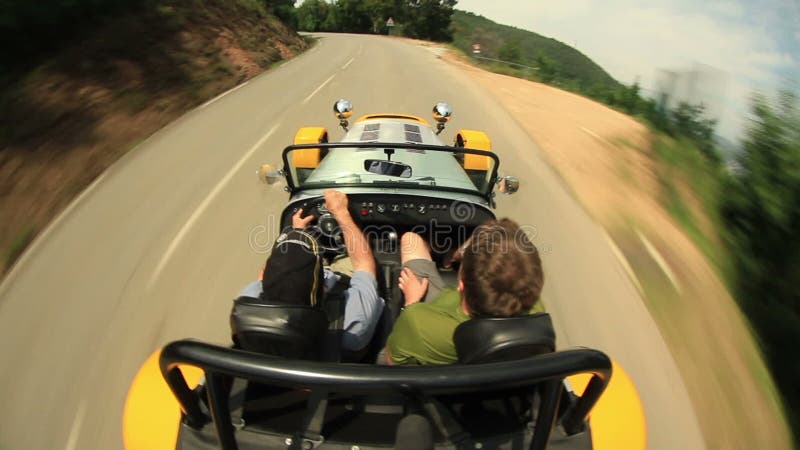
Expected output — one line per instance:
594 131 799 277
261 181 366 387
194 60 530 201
160 340 612 450
280 142 501 202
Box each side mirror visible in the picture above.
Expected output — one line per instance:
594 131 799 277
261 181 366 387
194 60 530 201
258 164 283 185
498 176 519 194
432 102 452 135
333 99 353 131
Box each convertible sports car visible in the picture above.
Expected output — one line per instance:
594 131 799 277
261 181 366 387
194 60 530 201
123 101 646 450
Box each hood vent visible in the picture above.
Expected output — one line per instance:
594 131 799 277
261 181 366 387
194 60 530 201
404 123 422 143
360 131 379 141
360 123 381 141
405 132 422 143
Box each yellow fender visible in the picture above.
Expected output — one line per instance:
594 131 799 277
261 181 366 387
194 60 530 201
566 360 647 450
292 127 328 169
454 130 492 170
122 350 204 450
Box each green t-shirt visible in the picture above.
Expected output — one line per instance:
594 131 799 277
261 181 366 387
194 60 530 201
386 289 545 365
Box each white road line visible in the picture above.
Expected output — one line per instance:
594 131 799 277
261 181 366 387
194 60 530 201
602 230 644 296
303 73 337 104
341 56 355 70
147 124 279 289
637 230 683 293
580 126 617 148
579 126 599 139
200 80 251 109
64 399 88 450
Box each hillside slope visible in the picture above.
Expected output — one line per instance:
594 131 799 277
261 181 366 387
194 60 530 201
439 47 791 450
0 0 307 275
450 10 621 93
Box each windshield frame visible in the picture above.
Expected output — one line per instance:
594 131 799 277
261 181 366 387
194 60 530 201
280 142 501 201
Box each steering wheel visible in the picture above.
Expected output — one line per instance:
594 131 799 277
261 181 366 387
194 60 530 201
298 199 345 253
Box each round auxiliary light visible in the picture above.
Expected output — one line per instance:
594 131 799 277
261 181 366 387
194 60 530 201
333 99 353 120
432 102 452 123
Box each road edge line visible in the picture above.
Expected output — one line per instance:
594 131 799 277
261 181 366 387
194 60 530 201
602 229 645 296
637 229 682 293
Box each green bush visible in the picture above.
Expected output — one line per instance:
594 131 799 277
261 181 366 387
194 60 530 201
5 226 36 268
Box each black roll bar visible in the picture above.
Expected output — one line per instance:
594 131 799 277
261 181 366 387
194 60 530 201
160 340 612 450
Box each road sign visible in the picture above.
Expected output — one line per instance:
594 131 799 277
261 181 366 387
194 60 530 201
472 43 481 54
386 17 395 27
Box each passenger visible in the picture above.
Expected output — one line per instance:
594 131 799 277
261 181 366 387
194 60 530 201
385 218 545 365
238 189 384 353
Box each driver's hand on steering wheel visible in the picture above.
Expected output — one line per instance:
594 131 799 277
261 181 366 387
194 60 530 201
292 209 314 229
324 189 349 219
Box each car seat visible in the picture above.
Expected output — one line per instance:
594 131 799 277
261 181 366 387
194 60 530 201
230 296 330 360
453 313 556 363
450 313 559 448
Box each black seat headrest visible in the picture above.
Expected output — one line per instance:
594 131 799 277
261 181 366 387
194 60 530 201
453 313 556 364
230 296 329 360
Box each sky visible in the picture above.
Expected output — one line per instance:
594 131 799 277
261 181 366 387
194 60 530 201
455 0 800 141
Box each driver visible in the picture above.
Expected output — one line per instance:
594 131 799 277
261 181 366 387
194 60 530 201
385 218 545 365
238 189 384 353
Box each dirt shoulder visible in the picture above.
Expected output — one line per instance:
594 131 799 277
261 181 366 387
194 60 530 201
0 1 308 276
440 50 791 449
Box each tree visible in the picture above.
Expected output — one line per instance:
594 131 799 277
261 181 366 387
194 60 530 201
498 40 521 64
721 91 800 439
401 0 457 41
297 0 455 41
671 102 719 163
617 80 643 114
266 0 297 28
331 0 372 33
534 53 556 83
296 0 329 32
362 0 403 34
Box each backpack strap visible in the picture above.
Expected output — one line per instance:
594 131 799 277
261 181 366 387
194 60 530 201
321 272 350 362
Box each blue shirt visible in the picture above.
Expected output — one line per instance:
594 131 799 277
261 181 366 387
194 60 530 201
239 269 384 351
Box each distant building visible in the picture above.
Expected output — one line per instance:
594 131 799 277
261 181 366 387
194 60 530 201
655 64 728 122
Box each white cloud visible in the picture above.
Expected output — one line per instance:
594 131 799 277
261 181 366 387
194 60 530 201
455 0 797 139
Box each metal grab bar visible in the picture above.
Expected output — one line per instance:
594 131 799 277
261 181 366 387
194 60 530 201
160 340 612 450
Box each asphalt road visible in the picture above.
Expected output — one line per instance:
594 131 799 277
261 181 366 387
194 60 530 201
0 34 706 449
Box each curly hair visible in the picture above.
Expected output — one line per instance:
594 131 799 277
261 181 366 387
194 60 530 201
460 218 544 317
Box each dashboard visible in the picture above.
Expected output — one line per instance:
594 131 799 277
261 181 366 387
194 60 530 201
276 194 496 261
282 194 494 230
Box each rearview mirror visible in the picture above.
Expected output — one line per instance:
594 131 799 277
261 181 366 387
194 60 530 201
258 164 283 185
364 159 412 178
498 176 519 194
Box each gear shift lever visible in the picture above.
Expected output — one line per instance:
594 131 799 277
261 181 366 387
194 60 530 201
382 264 393 300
